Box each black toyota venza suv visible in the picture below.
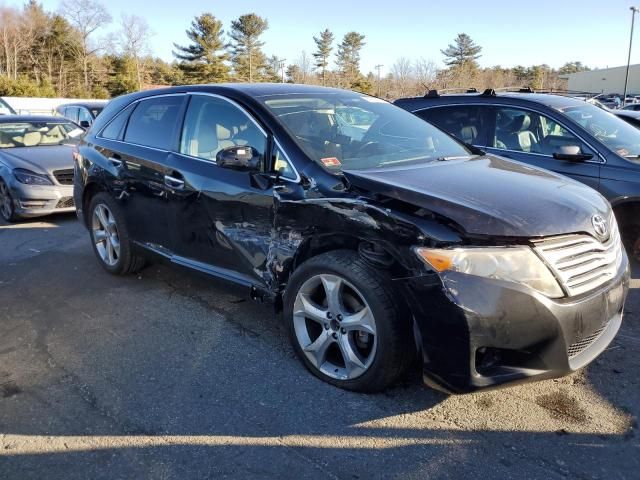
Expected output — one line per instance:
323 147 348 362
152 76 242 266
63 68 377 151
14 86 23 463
74 84 629 394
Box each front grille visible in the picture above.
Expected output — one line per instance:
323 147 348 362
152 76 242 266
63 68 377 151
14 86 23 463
56 196 75 208
567 323 608 358
53 169 74 185
533 217 623 297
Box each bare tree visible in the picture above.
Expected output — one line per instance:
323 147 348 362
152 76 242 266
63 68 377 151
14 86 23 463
119 14 151 90
414 58 438 91
60 0 111 90
295 51 313 84
392 57 412 96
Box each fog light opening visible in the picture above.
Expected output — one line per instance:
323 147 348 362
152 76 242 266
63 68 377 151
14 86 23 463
475 346 544 376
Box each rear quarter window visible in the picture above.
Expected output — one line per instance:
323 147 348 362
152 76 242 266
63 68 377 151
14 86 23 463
123 96 184 150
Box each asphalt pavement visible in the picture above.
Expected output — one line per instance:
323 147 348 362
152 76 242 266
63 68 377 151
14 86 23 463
0 213 638 479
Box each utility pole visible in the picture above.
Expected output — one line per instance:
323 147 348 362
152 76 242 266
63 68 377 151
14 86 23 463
279 59 286 83
375 64 383 97
624 6 639 106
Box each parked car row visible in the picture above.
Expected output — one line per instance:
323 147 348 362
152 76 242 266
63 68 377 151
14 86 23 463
63 84 629 394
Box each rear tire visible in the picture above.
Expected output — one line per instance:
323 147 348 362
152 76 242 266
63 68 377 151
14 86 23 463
284 250 413 392
88 192 145 275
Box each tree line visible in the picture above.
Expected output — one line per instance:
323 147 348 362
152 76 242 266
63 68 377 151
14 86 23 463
0 1 591 99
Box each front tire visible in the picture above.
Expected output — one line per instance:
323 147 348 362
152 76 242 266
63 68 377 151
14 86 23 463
0 179 18 222
284 250 413 392
88 192 145 275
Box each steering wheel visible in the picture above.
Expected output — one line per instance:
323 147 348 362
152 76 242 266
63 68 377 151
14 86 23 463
356 141 384 156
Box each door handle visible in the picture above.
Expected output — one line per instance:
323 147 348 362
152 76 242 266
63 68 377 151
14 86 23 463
164 174 185 189
108 154 123 168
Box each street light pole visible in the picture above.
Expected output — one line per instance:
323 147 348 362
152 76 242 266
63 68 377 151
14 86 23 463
623 6 639 106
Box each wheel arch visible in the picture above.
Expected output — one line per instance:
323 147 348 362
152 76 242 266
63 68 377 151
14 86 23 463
81 181 105 228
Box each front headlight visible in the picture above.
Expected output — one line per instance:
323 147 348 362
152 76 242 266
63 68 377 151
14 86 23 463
13 168 53 186
415 246 564 298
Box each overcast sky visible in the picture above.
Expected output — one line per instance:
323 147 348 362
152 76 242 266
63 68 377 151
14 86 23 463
7 0 637 75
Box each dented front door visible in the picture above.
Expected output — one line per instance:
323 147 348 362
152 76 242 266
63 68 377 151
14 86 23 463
165 151 274 287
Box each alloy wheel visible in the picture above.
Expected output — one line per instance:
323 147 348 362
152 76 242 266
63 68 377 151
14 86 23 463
293 274 377 380
0 181 13 220
92 203 121 266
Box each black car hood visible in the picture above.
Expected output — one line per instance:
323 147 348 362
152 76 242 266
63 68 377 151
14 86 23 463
0 145 74 175
343 155 610 238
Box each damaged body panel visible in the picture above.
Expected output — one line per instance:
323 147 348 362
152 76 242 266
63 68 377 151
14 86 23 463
75 83 629 393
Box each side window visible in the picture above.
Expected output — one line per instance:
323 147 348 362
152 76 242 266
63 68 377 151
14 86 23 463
65 107 79 123
491 107 591 157
180 95 267 163
272 144 296 180
124 96 183 149
417 106 484 145
78 107 92 125
101 103 136 140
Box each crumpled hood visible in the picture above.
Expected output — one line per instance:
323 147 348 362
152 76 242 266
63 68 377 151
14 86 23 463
0 145 74 175
343 155 611 238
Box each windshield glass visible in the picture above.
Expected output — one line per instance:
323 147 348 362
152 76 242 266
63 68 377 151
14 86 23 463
91 108 103 118
0 122 83 148
262 92 472 171
559 102 640 158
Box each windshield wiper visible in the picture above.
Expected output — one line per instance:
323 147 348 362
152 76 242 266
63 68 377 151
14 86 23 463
436 155 480 162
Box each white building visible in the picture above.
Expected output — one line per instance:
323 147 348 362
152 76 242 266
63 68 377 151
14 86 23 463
563 64 640 94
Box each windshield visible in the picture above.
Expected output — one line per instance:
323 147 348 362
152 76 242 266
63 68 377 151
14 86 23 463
559 102 640 158
91 107 103 118
0 121 83 148
262 92 472 171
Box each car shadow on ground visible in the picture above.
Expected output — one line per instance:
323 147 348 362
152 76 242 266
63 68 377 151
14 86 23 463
0 218 638 479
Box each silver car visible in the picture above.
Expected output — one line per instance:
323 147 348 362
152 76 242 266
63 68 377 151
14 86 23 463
0 116 84 221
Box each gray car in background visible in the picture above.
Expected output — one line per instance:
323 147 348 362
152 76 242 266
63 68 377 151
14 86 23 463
0 116 84 221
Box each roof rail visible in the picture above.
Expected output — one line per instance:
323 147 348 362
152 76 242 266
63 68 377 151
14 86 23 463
423 87 479 97
481 88 496 96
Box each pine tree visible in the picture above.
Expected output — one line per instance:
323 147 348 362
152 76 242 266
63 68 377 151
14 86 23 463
336 31 365 88
173 13 229 84
441 33 482 69
312 29 334 86
229 13 268 82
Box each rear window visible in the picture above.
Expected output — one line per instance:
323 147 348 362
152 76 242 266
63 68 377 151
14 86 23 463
124 96 183 149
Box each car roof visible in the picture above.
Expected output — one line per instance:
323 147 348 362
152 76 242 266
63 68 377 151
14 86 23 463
58 101 108 109
395 91 592 111
115 83 359 103
615 109 640 118
0 115 74 123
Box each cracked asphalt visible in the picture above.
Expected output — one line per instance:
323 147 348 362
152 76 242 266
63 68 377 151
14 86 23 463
0 213 638 479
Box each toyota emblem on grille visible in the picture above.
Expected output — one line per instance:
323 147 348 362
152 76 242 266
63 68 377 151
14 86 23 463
592 214 608 239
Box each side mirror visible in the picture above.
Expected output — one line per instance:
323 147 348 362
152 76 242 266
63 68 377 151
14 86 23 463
216 145 261 172
79 120 91 129
552 145 594 162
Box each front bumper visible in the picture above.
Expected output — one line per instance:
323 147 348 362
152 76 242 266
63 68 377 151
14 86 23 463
399 253 630 394
8 181 75 218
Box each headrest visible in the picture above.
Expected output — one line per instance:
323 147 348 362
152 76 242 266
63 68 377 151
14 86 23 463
23 131 42 146
509 114 531 132
216 125 231 140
